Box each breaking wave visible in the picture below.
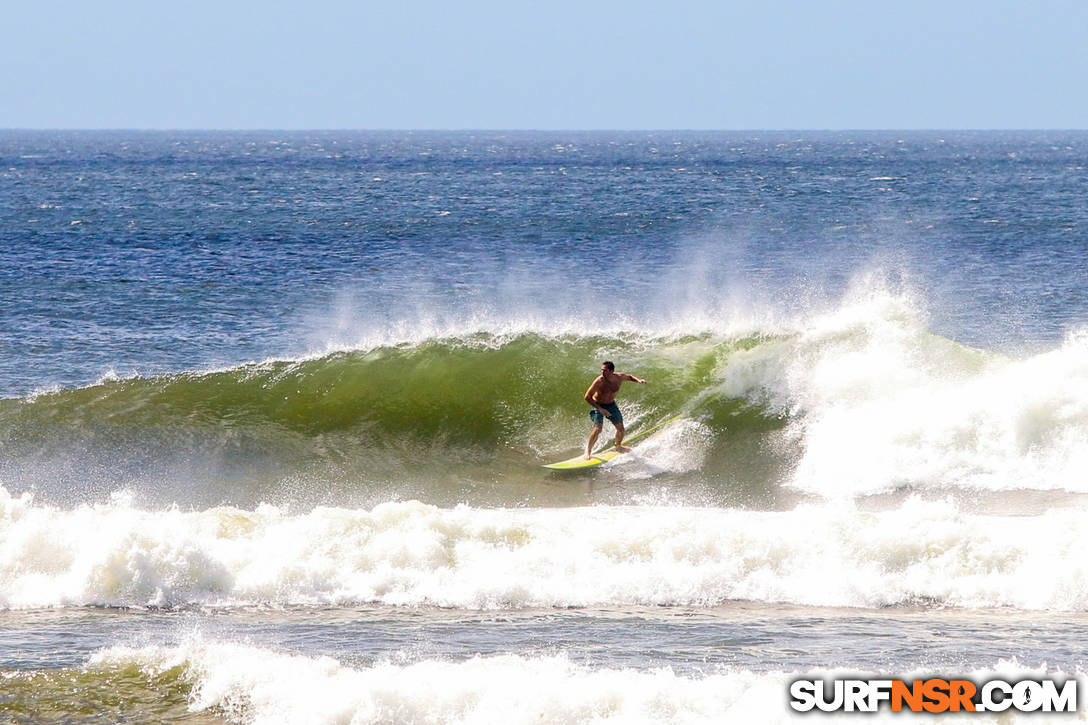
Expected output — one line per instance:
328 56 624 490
4 288 1088 501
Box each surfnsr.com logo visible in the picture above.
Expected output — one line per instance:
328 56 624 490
789 677 1078 714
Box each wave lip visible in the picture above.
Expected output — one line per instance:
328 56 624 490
3 490 1088 612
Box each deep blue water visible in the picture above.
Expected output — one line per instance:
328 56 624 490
3 131 1087 396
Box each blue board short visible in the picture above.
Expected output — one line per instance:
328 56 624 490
590 401 623 426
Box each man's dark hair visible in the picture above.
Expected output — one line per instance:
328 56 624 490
602 361 615 371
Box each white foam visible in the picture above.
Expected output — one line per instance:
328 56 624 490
92 641 789 724
685 280 1088 497
90 641 1087 725
608 418 712 479
4 489 1088 611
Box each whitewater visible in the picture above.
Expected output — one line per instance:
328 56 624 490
2 130 1088 723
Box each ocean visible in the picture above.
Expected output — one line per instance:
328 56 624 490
1 130 1087 722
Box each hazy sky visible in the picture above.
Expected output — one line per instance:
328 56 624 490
5 0 1087 129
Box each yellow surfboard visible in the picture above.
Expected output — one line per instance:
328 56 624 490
542 415 682 470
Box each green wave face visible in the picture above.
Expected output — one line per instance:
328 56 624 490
0 333 790 508
0 662 210 724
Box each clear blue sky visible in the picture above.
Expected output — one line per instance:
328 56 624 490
4 0 1087 129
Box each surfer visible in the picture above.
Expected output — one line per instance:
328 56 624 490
584 361 647 459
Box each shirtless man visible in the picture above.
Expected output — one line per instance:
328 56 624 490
584 361 647 458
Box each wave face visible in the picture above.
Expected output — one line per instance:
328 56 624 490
5 289 1088 508
0 329 783 508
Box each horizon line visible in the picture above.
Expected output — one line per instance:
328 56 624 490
2 127 1087 134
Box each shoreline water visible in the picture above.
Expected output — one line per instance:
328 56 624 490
5 604 1088 723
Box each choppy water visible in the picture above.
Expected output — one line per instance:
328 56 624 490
2 131 1088 723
